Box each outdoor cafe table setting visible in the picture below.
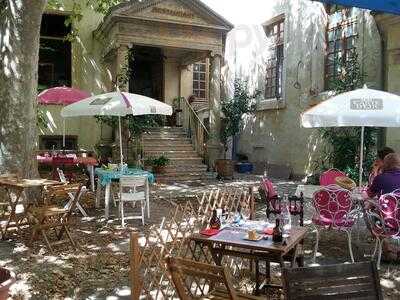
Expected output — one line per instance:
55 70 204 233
95 166 155 219
37 152 98 191
0 176 62 238
190 217 307 295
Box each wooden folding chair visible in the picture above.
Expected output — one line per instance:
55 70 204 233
29 184 86 252
56 168 88 217
166 256 263 300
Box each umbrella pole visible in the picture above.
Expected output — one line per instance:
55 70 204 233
119 116 123 166
359 126 365 187
62 119 66 149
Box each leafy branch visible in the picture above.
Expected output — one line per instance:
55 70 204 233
221 79 260 155
317 49 378 181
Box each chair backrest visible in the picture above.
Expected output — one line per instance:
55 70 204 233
320 169 346 186
57 168 67 183
312 184 353 225
65 184 86 218
367 190 400 238
165 256 238 300
120 176 147 201
283 261 383 300
46 184 86 216
260 177 278 199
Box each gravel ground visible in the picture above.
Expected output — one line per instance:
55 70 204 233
0 174 399 299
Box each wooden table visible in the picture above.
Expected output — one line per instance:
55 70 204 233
190 226 307 295
0 177 61 238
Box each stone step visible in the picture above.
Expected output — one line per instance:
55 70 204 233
155 173 205 183
147 127 185 132
144 150 198 159
144 144 194 151
143 137 192 143
168 157 204 165
143 133 188 140
163 165 208 173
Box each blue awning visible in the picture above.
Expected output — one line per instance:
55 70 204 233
314 0 400 15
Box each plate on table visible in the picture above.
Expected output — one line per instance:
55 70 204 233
243 235 264 242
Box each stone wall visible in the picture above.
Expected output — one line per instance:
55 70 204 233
225 0 383 178
376 15 400 152
41 0 113 149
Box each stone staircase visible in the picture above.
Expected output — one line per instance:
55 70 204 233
143 127 208 183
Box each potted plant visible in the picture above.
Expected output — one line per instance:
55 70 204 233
143 157 155 172
0 267 15 300
216 79 259 179
152 155 170 174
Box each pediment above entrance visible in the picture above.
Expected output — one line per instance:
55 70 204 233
106 0 233 31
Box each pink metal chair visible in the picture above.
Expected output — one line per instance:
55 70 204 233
319 169 346 186
365 190 400 269
312 184 357 263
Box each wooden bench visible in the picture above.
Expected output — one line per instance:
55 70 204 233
282 261 383 300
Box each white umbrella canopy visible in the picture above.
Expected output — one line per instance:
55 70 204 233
301 86 400 186
61 91 172 117
301 86 400 128
61 91 172 165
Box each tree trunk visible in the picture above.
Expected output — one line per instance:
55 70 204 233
0 0 47 178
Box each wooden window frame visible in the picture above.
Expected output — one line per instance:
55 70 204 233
39 13 72 89
264 16 285 100
192 60 209 101
324 6 358 90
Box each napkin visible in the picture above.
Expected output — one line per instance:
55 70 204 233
200 228 220 236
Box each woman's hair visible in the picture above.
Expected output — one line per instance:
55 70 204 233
378 146 395 160
383 153 400 171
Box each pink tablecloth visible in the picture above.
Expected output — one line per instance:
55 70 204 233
37 154 98 166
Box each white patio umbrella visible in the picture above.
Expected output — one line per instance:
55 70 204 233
61 91 172 165
301 85 400 186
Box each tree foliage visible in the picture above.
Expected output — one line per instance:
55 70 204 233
221 79 259 153
317 49 378 181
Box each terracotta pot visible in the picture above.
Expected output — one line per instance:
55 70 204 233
0 268 15 300
143 165 153 172
215 159 234 179
153 166 166 174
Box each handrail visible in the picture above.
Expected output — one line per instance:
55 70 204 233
182 97 210 135
181 97 209 162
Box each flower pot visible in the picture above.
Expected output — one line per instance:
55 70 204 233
153 166 166 174
215 159 234 179
0 268 15 300
143 165 153 172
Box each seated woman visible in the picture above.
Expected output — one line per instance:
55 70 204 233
369 146 395 185
368 153 400 198
369 147 395 185
367 153 400 261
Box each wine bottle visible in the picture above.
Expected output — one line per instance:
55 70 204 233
210 209 221 230
272 218 283 243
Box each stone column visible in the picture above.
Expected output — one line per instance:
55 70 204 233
113 44 132 163
116 44 130 91
207 53 223 169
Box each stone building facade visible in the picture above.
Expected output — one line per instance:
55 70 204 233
375 14 400 151
39 0 232 164
225 0 384 178
39 0 400 178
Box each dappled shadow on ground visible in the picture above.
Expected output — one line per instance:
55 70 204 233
0 176 399 299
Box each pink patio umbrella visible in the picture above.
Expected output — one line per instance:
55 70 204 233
38 86 90 105
38 87 90 147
